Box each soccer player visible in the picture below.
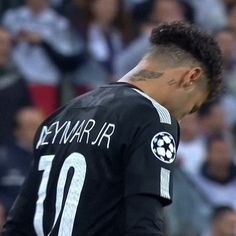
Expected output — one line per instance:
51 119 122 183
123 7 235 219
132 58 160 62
1 21 222 236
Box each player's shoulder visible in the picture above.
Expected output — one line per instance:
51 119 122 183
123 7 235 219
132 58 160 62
130 87 173 125
102 83 176 126
39 82 177 128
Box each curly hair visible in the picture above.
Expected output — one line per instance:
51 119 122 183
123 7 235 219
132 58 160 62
150 21 223 100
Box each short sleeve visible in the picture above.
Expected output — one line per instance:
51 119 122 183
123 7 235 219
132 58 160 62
123 105 179 206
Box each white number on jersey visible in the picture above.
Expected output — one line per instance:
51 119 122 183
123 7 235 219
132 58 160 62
33 152 87 235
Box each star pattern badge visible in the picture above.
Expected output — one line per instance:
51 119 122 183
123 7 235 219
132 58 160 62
151 132 176 163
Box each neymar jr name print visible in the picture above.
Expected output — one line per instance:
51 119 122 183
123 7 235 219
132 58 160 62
36 119 116 149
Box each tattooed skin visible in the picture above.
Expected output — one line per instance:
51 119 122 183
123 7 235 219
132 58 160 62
131 70 164 81
167 79 177 86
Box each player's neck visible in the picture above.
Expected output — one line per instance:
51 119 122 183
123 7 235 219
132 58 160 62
119 67 170 108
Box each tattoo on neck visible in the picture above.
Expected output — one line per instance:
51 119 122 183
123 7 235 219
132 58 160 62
168 79 177 86
131 70 164 81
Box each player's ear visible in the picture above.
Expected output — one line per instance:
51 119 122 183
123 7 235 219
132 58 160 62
179 67 203 90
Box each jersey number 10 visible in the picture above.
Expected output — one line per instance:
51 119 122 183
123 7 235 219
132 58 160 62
33 152 87 235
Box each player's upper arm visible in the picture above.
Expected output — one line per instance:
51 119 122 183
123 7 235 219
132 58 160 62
121 97 179 206
114 193 165 236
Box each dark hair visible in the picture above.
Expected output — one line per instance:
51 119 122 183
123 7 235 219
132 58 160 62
211 205 235 221
150 21 223 100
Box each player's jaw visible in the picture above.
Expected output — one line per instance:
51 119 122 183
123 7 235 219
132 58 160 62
168 80 209 121
180 86 209 120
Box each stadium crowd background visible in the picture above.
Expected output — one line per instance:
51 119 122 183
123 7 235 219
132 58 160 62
0 0 236 235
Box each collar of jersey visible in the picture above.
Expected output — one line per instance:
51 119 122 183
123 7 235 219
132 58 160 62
103 82 144 92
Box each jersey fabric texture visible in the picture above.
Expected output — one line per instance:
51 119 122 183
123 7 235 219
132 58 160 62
1 82 180 236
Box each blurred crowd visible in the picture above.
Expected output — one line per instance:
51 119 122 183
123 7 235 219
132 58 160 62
0 0 236 235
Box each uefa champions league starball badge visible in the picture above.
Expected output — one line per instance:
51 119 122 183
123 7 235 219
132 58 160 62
151 132 176 163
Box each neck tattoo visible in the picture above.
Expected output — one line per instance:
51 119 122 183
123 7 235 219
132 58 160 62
131 69 164 81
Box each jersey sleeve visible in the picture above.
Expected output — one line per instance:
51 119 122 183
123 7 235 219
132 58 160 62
115 194 165 236
122 103 179 206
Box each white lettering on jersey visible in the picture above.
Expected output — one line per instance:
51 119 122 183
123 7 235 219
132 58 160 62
79 119 96 144
69 120 85 143
52 121 69 144
60 121 81 144
36 120 116 149
92 123 115 149
36 126 52 149
91 122 107 145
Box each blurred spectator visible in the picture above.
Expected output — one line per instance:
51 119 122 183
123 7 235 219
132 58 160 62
227 3 236 39
214 28 236 126
0 0 23 18
232 122 236 159
202 205 236 236
149 0 186 24
0 26 32 145
70 0 134 94
186 0 227 32
198 99 228 137
2 0 81 115
51 1 70 16
114 0 154 78
177 113 206 175
50 0 65 9
114 0 191 77
165 166 213 236
191 133 236 209
0 106 44 214
226 3 236 100
214 28 236 81
124 0 147 9
223 0 236 12
219 92 236 130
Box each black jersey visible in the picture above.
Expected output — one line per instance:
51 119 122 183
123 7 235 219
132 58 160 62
1 82 179 236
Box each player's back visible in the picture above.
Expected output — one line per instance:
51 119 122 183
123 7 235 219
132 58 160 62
1 82 179 236
32 83 134 236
